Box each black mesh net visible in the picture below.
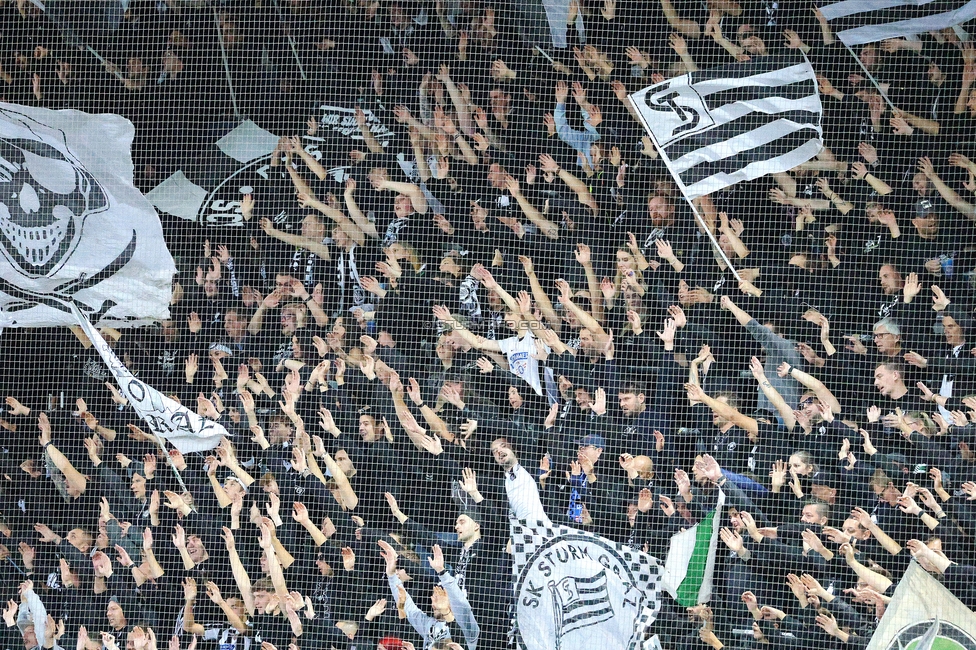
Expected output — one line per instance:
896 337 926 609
0 2 975 650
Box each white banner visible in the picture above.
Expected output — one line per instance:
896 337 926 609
511 519 664 650
866 562 976 650
819 0 976 46
628 56 822 199
72 303 228 454
0 103 176 327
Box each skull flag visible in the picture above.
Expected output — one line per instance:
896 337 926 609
0 103 176 327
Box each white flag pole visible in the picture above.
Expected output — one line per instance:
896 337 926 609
842 42 899 113
212 5 242 120
84 46 126 82
626 95 743 284
271 0 308 81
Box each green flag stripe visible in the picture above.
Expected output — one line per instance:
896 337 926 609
674 512 716 607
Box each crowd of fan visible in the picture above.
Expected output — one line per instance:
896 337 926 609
2 0 976 649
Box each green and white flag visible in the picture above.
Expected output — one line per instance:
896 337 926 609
866 562 976 650
661 489 724 606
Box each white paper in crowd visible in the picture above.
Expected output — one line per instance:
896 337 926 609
865 562 976 650
215 120 280 164
628 56 823 199
819 0 976 46
71 303 229 453
144 171 208 222
0 103 176 327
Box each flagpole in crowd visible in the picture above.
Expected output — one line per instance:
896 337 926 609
69 303 225 501
84 46 126 83
626 55 826 288
842 43 899 113
625 96 743 284
271 0 309 81
212 4 243 120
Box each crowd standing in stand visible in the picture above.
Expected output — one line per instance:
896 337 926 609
2 1 976 649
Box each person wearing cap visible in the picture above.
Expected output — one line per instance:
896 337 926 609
101 598 129 647
542 432 624 538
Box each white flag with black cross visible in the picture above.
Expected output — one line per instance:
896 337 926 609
628 56 823 199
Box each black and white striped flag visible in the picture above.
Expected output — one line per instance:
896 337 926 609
818 0 976 46
628 56 823 199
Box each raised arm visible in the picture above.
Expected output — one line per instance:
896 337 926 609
777 361 841 414
539 154 599 214
436 65 475 136
661 0 700 37
749 357 795 431
405 378 453 442
342 178 380 239
355 108 385 154
519 256 560 329
851 507 902 556
38 415 87 496
319 451 360 510
298 194 365 246
839 543 893 593
260 218 333 260
206 582 248 633
289 136 328 181
432 305 502 352
220 527 255 616
685 382 759 439
555 279 607 337
918 157 975 219
375 179 428 214
471 264 520 315
718 295 754 329
504 176 559 240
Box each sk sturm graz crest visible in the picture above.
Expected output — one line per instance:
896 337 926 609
193 105 391 228
0 107 110 277
512 527 662 650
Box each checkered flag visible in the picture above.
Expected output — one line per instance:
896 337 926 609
510 517 665 650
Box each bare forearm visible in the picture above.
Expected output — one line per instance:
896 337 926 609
453 134 480 165
863 173 893 196
343 192 379 239
557 169 598 213
526 272 559 328
865 523 902 555
209 475 232 508
228 547 254 614
931 175 976 217
661 0 700 36
757 378 796 430
360 122 385 154
322 454 359 509
849 557 893 591
727 303 753 328
788 366 841 413
297 150 328 181
287 166 313 196
46 445 86 494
